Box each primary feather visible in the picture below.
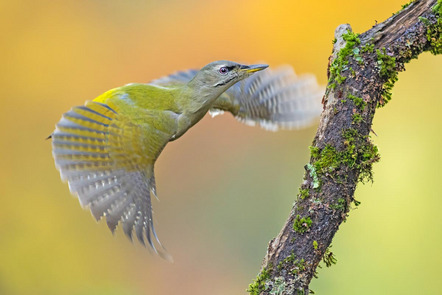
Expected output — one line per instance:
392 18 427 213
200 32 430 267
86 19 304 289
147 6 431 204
52 99 172 260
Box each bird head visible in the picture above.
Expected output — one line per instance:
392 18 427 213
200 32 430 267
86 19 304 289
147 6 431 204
191 60 268 92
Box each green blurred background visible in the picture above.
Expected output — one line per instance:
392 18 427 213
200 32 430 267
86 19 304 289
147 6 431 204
1 0 441 294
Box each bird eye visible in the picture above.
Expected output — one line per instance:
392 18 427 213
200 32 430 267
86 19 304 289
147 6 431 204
219 67 228 75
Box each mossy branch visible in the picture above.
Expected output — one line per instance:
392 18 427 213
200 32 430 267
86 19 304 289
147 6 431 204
247 0 441 294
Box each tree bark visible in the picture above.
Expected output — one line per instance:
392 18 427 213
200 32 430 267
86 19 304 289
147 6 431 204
247 0 441 294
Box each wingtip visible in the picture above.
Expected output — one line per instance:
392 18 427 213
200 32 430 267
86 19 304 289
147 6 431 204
90 207 104 221
106 218 118 234
159 251 174 263
124 229 134 242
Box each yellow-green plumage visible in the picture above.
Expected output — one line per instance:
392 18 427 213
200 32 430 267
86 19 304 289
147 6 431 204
95 84 181 112
51 60 324 259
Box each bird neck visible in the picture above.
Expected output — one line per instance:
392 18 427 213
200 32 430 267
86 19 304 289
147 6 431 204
181 78 224 113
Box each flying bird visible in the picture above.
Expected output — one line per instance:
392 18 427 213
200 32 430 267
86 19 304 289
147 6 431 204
50 60 323 259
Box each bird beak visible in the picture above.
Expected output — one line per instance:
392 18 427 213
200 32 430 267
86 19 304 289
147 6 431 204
239 64 269 74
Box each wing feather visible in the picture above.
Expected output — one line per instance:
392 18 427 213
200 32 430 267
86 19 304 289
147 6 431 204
52 100 171 259
217 66 324 131
151 65 323 131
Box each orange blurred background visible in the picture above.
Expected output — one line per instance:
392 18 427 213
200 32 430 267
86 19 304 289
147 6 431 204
1 1 441 294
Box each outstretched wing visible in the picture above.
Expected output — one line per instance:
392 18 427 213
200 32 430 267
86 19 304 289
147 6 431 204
151 69 198 86
51 100 172 260
151 65 324 131
214 66 324 131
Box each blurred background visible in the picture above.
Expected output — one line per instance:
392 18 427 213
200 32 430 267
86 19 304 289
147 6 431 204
1 0 441 294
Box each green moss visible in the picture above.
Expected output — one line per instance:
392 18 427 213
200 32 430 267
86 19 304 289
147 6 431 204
247 267 272 294
427 1 442 55
299 188 310 200
376 48 398 107
277 252 307 276
343 129 380 182
361 42 374 53
347 93 366 111
434 0 442 14
386 1 440 108
323 246 337 267
291 258 306 276
311 144 339 175
361 37 375 53
293 215 313 234
274 252 307 286
352 113 363 124
328 31 361 89
393 0 415 16
401 0 415 9
277 252 296 271
309 146 320 158
377 48 397 77
310 129 380 184
419 16 431 26
313 240 318 250
330 198 347 211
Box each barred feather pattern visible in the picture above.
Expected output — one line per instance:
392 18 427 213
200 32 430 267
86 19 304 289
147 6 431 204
152 65 324 131
52 101 171 260
223 66 324 131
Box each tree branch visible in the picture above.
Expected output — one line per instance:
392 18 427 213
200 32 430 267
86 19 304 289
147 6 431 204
247 0 441 294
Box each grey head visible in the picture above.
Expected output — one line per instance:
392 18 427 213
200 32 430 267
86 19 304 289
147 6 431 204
188 60 268 95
